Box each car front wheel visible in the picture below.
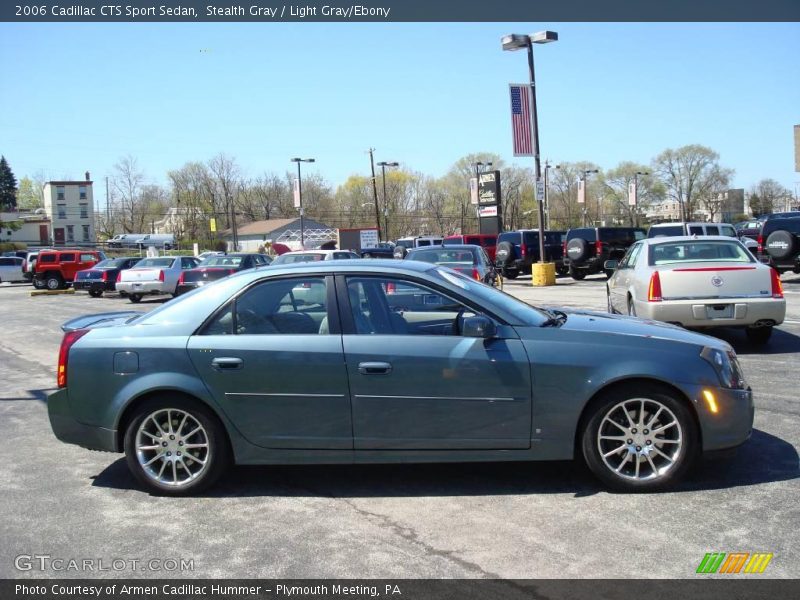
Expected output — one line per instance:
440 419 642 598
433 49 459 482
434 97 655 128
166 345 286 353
123 397 230 496
129 293 143 303
46 275 64 290
581 385 698 491
88 290 103 298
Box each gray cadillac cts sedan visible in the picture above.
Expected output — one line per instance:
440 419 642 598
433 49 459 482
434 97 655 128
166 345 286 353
48 260 753 495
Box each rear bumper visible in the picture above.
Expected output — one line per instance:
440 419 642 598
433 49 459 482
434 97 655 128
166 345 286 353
116 281 170 295
174 282 204 295
47 388 117 452
634 297 786 328
73 280 114 293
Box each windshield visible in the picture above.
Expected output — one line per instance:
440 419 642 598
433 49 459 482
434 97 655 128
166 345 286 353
433 267 548 326
203 256 243 267
134 258 175 268
649 241 754 265
273 253 326 264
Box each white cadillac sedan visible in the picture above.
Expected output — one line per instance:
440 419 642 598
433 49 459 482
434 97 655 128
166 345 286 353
606 236 785 345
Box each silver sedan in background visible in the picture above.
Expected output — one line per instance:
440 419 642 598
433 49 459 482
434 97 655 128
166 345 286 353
606 236 786 345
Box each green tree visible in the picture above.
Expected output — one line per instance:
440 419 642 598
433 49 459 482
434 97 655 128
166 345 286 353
16 177 43 210
0 156 18 211
748 179 793 216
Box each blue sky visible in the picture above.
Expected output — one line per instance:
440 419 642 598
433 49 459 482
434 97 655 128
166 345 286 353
1 22 798 207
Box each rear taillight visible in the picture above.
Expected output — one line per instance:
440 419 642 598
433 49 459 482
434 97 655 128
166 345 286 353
472 268 481 281
21 260 26 272
116 271 123 283
158 270 165 282
757 234 763 254
562 241 567 255
648 271 662 302
228 269 236 276
178 272 185 284
386 282 396 294
595 241 603 255
57 329 89 388
101 271 108 282
520 243 526 258
771 268 784 299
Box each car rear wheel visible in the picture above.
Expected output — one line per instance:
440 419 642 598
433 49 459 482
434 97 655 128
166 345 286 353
88 290 103 298
627 296 637 317
129 293 143 303
502 268 519 280
45 274 64 290
569 267 586 281
746 326 772 345
123 397 230 496
581 385 698 491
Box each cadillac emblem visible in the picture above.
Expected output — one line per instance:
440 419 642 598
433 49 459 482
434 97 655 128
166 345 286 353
711 275 723 287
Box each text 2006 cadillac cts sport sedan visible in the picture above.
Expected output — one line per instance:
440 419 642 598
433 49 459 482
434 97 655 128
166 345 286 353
48 260 753 495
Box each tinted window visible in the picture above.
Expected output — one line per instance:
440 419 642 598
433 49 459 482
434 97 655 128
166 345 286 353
136 258 175 268
651 225 685 237
39 254 56 264
416 240 431 247
600 228 645 243
568 229 596 242
274 253 326 264
720 225 736 237
204 277 328 336
442 237 463 246
80 253 96 262
204 256 244 267
181 257 198 269
0 258 10 266
409 248 477 265
346 277 472 336
60 253 75 262
706 225 720 235
688 225 703 235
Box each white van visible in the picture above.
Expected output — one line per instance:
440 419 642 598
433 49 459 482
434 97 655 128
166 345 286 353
393 236 444 258
134 234 175 250
108 234 148 248
648 221 757 251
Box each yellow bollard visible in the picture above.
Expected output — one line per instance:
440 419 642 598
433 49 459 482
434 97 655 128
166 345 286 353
531 262 557 287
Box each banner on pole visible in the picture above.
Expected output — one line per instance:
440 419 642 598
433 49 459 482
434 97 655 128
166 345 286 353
578 179 585 204
628 181 637 206
293 178 301 208
469 177 479 205
509 84 533 157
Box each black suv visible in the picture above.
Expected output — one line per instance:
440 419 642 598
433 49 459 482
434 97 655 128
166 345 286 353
564 227 646 280
759 215 800 273
494 230 567 279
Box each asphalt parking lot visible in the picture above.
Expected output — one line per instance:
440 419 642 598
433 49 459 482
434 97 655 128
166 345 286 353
0 276 798 579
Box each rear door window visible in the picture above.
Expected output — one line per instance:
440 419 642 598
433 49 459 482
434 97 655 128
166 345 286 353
60 253 75 262
720 225 736 237
706 225 720 235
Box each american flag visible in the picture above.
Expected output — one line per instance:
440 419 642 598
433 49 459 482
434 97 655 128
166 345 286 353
509 84 533 156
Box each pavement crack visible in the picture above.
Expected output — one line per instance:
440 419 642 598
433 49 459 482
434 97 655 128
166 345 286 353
338 498 503 578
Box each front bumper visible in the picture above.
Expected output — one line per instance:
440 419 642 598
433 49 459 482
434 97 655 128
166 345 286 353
47 388 117 452
635 298 786 328
116 281 170 295
685 384 754 452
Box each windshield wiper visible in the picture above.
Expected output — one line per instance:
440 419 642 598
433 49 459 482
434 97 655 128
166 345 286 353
540 309 568 327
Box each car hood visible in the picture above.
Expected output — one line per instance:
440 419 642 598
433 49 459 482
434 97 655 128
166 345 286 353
531 307 731 351
61 311 144 332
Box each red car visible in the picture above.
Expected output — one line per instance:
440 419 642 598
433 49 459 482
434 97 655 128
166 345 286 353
443 234 498 262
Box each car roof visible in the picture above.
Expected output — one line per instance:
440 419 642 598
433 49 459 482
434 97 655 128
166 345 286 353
408 244 479 252
641 235 744 245
254 258 436 275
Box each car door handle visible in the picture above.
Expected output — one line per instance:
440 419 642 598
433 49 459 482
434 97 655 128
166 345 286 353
211 357 243 370
358 362 392 375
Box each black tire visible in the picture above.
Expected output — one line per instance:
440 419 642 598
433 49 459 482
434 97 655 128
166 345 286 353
581 384 699 492
607 290 615 314
45 274 64 290
123 395 230 496
569 267 586 281
765 230 796 260
32 278 45 290
129 293 143 303
746 326 772 345
566 238 589 263
556 265 569 276
627 296 637 317
88 289 103 298
502 268 519 280
604 269 614 279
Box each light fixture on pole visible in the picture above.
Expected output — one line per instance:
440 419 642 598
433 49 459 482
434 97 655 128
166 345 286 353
377 161 399 242
502 30 557 268
290 157 315 249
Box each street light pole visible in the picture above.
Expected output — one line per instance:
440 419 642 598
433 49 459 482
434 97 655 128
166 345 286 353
632 171 649 227
377 161 399 242
291 157 315 249
581 169 599 226
503 30 557 266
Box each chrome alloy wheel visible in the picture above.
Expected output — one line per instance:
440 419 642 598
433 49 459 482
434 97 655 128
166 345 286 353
596 398 683 481
135 409 210 486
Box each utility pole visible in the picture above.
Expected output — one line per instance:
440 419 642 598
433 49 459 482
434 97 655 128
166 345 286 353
105 177 110 222
368 148 381 240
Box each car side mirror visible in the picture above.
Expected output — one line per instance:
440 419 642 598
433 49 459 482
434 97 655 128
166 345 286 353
604 260 619 270
462 315 496 338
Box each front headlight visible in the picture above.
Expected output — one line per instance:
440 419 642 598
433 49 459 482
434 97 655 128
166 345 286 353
701 346 747 389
